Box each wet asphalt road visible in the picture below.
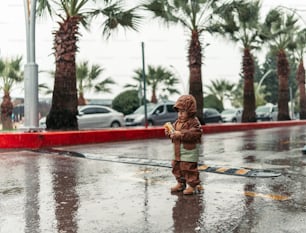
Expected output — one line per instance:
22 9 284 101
1 125 306 233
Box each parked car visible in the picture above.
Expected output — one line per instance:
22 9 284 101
203 108 222 123
39 105 124 129
256 104 278 121
124 101 177 126
221 108 242 123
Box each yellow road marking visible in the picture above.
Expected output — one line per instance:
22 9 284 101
198 165 209 170
244 191 290 201
235 169 250 175
216 167 229 173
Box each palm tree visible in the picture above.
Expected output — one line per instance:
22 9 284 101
124 73 143 106
205 79 235 109
261 8 299 121
0 56 23 130
37 0 141 130
294 28 306 119
212 0 263 122
76 61 115 105
143 0 221 124
231 79 244 108
128 65 180 103
146 65 180 103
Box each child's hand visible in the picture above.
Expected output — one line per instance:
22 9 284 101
170 130 181 139
164 122 174 136
165 129 170 136
165 129 174 138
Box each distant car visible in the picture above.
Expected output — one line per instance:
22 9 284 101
203 108 222 123
221 108 242 123
256 104 278 121
124 101 177 126
39 105 124 129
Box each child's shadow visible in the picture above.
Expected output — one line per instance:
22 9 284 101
172 192 204 232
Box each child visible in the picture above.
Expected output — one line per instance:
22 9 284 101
165 95 202 195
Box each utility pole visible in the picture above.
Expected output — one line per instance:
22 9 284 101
141 42 147 128
23 0 39 130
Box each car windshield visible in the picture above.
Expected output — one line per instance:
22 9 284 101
222 109 236 115
133 104 156 114
204 109 219 115
256 106 270 113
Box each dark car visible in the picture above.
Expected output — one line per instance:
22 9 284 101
203 108 222 123
124 101 177 126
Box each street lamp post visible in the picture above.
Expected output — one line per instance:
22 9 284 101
141 42 148 128
23 0 39 130
256 69 275 92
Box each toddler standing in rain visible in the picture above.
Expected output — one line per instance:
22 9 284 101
165 95 202 195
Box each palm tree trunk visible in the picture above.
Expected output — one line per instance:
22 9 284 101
1 92 13 130
188 30 204 124
277 49 290 121
151 85 157 103
78 92 86 106
46 16 80 130
241 48 256 122
296 60 306 119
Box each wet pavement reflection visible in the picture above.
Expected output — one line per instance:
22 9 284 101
1 125 306 232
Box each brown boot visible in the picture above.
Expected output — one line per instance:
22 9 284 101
196 185 204 192
183 185 195 195
171 183 185 192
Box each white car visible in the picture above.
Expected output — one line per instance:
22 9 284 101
39 105 125 129
256 104 278 121
221 108 242 123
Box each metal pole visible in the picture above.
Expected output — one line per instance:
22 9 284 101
23 0 39 130
141 42 147 128
138 82 142 107
289 87 294 119
257 69 274 92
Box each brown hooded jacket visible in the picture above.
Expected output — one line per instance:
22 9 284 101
172 95 202 162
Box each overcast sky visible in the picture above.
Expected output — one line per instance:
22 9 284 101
1 0 306 101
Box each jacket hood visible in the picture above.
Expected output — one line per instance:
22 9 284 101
173 95 197 117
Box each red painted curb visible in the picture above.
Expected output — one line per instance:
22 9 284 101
1 120 305 149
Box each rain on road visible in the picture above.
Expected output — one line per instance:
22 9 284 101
1 125 306 233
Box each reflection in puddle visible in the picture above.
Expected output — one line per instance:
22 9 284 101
1 187 23 195
243 155 257 163
172 193 203 232
244 191 290 201
25 158 40 233
52 157 80 233
19 154 81 233
266 157 306 167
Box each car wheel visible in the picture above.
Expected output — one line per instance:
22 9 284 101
111 121 121 128
148 120 154 126
232 118 237 123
